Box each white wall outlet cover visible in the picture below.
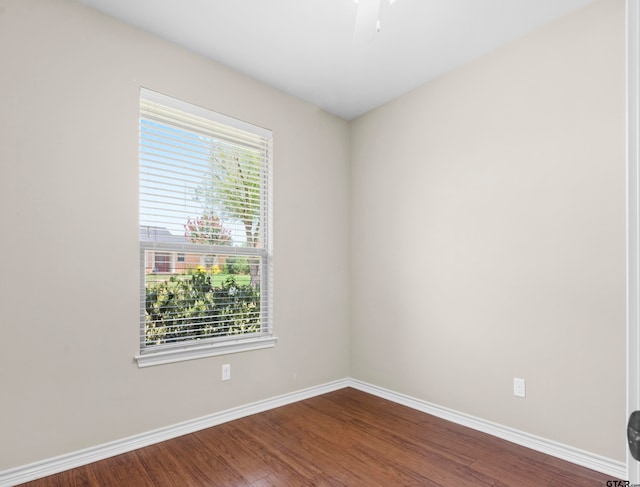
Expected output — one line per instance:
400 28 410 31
514 378 526 398
222 364 231 381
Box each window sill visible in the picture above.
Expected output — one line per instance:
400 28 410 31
134 335 278 368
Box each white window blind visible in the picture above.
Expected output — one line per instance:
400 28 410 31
136 88 274 367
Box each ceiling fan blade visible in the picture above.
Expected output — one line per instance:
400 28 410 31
353 0 381 45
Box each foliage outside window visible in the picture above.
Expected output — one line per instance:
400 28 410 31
137 89 274 366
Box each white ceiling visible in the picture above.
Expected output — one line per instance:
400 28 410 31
78 0 597 120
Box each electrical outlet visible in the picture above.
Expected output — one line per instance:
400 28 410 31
513 378 526 398
222 364 231 381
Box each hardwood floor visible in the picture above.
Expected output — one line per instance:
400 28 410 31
20 388 618 486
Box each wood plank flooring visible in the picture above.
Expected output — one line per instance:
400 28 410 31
20 388 618 486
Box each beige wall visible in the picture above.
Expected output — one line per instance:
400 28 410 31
350 0 626 461
0 0 350 470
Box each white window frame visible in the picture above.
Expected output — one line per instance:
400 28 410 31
135 88 275 367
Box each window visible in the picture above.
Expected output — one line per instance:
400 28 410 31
136 88 275 367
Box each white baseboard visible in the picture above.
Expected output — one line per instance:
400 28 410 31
0 377 626 486
0 379 349 487
348 379 627 480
